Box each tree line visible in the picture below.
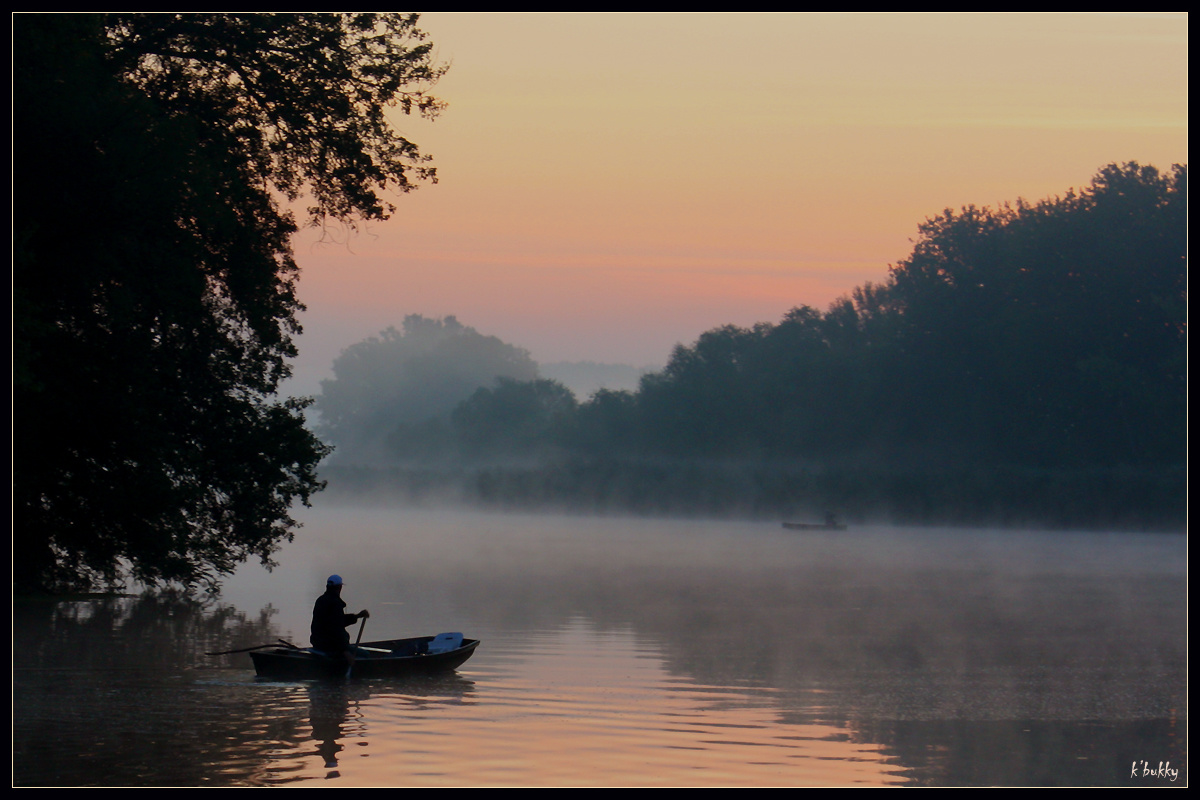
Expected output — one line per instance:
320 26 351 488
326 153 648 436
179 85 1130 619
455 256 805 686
615 162 1186 470
322 163 1186 527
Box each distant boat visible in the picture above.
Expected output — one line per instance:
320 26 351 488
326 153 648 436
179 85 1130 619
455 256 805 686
777 520 844 532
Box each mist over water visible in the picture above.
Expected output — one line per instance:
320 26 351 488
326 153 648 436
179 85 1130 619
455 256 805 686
15 506 1185 786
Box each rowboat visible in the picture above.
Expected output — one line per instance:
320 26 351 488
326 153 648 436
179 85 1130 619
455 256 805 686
249 632 480 679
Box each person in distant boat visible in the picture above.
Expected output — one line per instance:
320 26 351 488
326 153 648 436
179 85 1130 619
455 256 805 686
310 574 370 668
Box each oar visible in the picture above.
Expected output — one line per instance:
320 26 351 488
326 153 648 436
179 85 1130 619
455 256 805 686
343 615 368 680
205 643 284 656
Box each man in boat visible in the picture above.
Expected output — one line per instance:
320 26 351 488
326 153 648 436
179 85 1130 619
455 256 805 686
310 574 370 670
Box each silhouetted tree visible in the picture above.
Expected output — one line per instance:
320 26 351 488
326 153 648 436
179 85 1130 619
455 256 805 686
885 162 1186 466
318 316 539 464
573 389 643 456
597 162 1186 471
451 378 579 460
14 14 445 592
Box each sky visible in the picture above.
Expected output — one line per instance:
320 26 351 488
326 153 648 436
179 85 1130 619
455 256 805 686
283 12 1188 397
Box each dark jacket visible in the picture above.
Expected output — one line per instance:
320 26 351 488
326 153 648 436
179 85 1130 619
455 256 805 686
310 589 358 652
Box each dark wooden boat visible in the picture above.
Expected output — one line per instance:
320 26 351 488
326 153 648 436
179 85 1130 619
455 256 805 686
782 521 847 531
250 633 480 679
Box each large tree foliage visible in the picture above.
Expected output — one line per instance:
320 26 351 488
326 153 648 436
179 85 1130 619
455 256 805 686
14 14 445 592
101 13 445 222
622 163 1186 469
883 162 1187 466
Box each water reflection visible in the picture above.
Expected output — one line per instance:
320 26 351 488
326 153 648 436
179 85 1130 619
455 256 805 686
307 682 354 774
13 510 1188 786
15 592 280 672
301 674 476 779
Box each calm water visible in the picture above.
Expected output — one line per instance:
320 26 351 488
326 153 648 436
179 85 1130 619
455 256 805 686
13 508 1187 786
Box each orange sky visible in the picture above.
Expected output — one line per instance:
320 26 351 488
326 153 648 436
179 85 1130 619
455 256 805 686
285 12 1188 394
